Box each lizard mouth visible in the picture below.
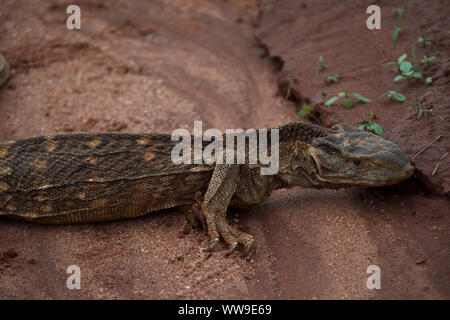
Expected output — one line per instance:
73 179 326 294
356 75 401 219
373 163 415 186
338 164 414 186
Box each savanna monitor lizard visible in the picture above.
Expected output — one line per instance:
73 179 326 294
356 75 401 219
0 122 414 253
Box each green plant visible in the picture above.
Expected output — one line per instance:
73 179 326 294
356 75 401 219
385 53 407 68
393 8 404 24
380 90 406 102
394 62 422 81
324 90 371 108
417 103 423 119
298 104 315 119
421 55 436 64
359 111 383 136
388 54 421 81
391 8 404 43
316 56 324 74
418 36 433 46
387 53 433 83
326 74 339 83
391 26 402 43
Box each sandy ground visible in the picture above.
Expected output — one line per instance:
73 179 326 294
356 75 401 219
0 0 448 299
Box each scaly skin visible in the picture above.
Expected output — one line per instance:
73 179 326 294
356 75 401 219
0 122 414 253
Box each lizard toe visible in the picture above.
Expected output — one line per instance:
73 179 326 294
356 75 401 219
242 241 254 256
204 212 254 254
208 238 219 250
215 219 254 254
225 242 238 256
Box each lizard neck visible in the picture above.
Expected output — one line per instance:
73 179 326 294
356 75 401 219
271 122 332 189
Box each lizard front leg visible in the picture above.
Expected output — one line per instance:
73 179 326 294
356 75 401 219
202 164 254 254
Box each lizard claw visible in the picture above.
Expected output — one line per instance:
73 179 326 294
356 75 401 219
208 238 219 251
204 213 254 255
225 242 238 256
242 242 253 257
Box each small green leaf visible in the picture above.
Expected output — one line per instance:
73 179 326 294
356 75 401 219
360 123 383 136
418 37 432 45
392 92 406 102
391 27 402 43
317 56 324 73
371 123 383 136
343 98 353 108
298 104 314 117
324 96 339 106
417 103 423 119
400 61 412 73
421 56 431 63
351 93 371 103
398 53 407 64
327 74 339 83
394 8 404 24
338 91 346 98
426 77 432 84
298 109 308 117
380 92 389 100
403 70 414 76
411 72 422 78
394 74 405 81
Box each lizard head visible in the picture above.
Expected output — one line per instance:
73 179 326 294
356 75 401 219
307 123 414 187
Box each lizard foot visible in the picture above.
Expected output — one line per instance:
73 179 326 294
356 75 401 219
205 214 254 256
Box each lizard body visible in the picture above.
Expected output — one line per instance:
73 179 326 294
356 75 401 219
0 122 414 252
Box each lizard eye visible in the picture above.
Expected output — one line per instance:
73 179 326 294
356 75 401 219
353 159 361 166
